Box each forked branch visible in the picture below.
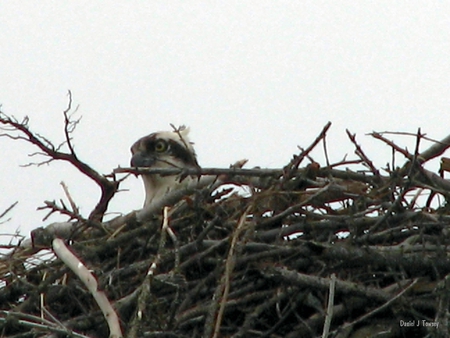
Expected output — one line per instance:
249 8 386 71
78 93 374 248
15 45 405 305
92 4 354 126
0 92 119 221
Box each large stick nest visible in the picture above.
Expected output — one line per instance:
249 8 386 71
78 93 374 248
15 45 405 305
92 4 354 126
1 116 450 337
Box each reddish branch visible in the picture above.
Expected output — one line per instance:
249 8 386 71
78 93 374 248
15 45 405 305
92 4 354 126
0 92 118 221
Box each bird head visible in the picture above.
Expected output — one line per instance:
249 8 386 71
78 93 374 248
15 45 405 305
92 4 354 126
130 126 199 207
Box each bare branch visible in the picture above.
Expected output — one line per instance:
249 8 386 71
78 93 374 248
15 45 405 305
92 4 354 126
0 94 119 221
52 238 123 338
0 201 18 220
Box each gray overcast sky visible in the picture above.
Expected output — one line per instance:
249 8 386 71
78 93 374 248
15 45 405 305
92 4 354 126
1 2 450 239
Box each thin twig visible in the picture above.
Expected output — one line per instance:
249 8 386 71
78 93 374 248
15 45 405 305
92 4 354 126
346 129 380 177
0 201 18 220
60 181 80 215
330 278 418 335
211 206 251 338
282 121 332 182
371 132 413 160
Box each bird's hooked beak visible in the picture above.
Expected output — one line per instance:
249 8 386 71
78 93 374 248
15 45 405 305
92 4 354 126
130 151 156 168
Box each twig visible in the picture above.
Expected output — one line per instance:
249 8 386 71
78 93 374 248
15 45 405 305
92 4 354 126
264 266 391 303
282 121 332 182
259 182 336 228
0 310 89 337
377 131 450 163
60 181 80 215
346 129 380 177
62 90 81 158
211 206 251 338
0 201 18 220
128 206 172 338
330 278 418 335
371 132 413 160
322 129 331 168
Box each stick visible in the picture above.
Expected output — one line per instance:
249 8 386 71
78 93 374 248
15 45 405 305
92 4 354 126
52 238 123 338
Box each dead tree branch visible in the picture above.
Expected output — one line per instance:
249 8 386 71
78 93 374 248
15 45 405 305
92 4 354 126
0 92 119 221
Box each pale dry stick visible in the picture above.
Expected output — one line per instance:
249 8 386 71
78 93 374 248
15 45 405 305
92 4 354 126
52 238 123 338
322 273 336 338
144 206 170 280
40 271 48 320
164 216 180 269
60 181 79 215
170 124 193 155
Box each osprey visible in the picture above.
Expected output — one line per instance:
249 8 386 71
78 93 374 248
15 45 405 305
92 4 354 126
130 126 199 207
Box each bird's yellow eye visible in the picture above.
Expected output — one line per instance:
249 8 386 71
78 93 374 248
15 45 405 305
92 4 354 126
154 140 168 153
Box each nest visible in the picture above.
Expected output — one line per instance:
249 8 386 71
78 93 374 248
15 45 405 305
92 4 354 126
2 123 450 337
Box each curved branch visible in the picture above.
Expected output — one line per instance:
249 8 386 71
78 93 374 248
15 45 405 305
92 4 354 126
52 238 123 338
